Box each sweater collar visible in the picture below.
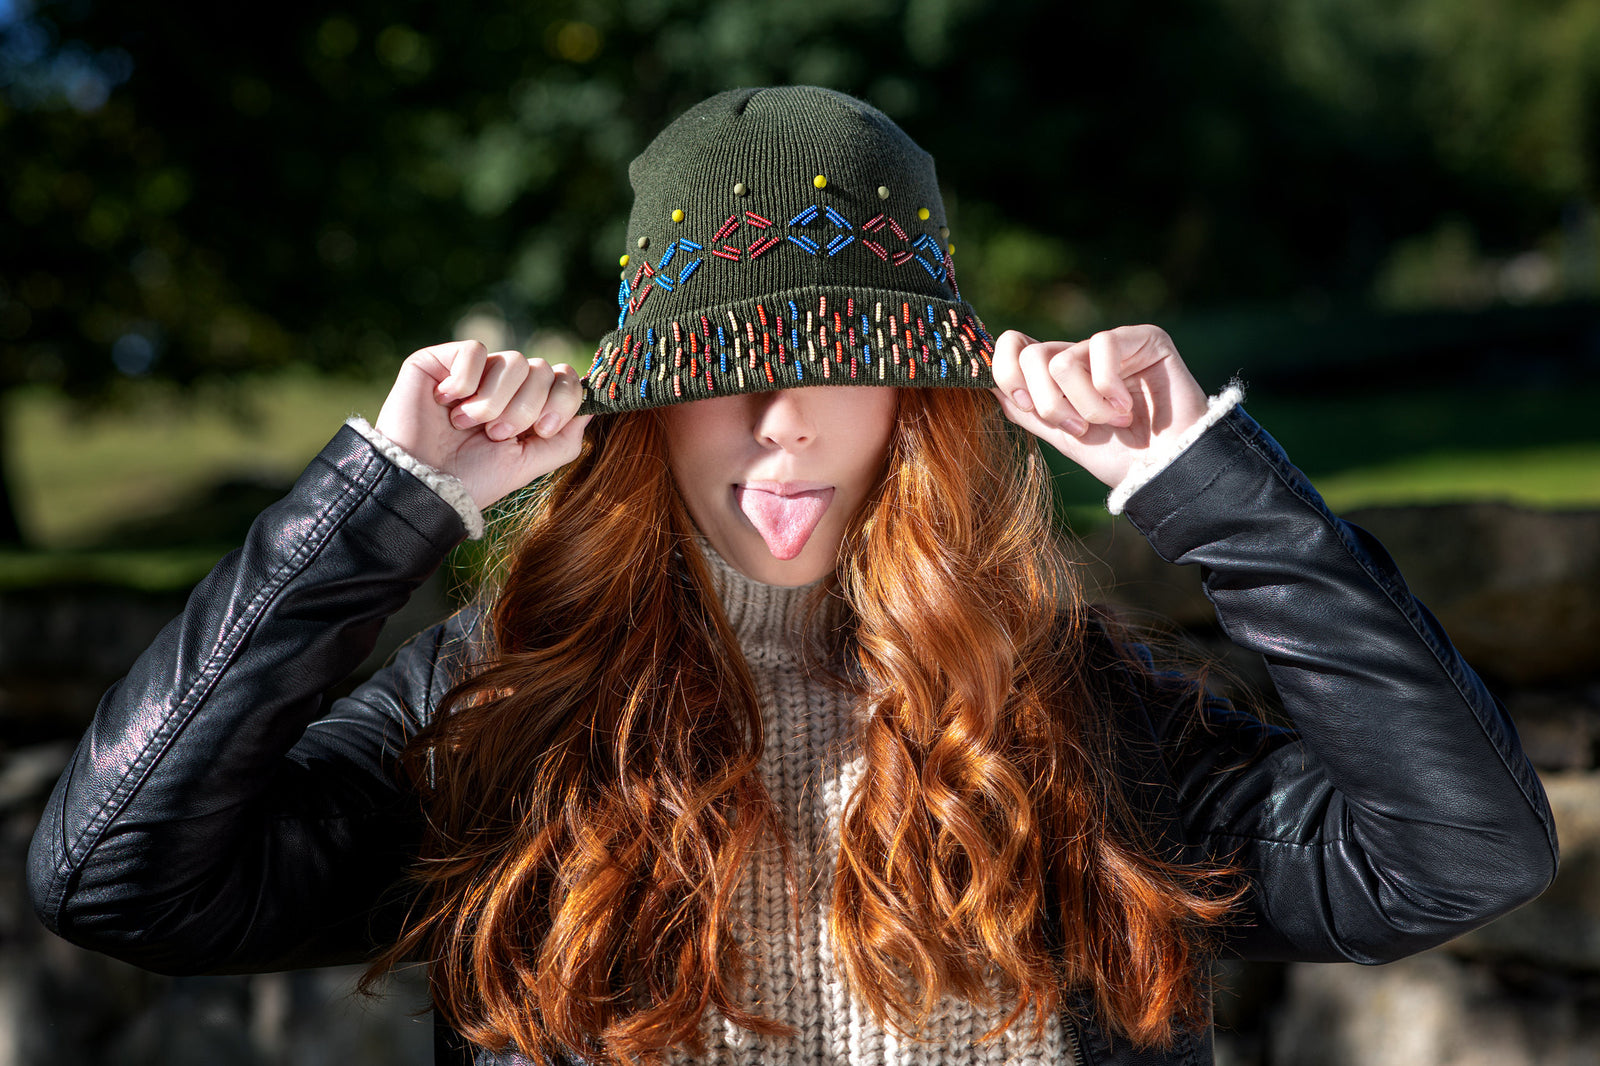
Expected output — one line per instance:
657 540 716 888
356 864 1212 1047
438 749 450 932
699 541 821 661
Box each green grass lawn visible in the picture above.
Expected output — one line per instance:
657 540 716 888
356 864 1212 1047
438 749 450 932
6 373 393 549
3 372 1596 589
0 373 395 588
1050 382 1600 516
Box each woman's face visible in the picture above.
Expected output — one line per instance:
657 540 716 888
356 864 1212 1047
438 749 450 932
660 386 899 586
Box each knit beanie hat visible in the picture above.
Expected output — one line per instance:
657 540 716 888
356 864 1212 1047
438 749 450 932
577 86 995 414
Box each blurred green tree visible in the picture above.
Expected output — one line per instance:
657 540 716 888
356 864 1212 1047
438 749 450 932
1 0 1595 543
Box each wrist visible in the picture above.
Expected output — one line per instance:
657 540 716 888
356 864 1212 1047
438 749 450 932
1105 382 1245 515
346 417 485 539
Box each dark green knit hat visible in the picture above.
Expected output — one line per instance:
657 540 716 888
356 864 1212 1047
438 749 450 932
578 86 995 414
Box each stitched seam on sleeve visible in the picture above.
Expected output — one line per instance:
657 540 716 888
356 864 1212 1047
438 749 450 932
346 417 483 540
47 449 386 916
1141 446 1249 545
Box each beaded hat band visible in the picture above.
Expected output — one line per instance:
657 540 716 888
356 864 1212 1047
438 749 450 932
578 86 994 415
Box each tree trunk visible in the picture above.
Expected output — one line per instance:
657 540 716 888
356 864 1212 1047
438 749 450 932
0 398 28 545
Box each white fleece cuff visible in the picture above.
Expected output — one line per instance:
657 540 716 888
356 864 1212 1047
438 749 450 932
346 417 485 540
1105 382 1245 516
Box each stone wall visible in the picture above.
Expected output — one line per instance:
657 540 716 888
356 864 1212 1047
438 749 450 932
3 502 1597 1065
1077 503 1600 1066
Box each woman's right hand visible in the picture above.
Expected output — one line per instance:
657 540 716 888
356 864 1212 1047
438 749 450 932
375 340 592 510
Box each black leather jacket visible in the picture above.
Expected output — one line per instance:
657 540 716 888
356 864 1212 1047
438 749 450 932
28 407 1558 1066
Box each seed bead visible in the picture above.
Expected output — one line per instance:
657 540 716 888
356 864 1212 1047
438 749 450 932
671 209 685 223
637 236 649 249
877 185 890 200
619 254 630 267
734 182 748 196
813 174 828 189
917 207 930 220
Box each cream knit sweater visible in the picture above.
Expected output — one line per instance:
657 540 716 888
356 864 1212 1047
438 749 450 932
662 547 1073 1066
349 396 1248 1065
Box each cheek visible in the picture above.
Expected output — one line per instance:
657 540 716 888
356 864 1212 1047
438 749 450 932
659 400 748 511
837 390 899 482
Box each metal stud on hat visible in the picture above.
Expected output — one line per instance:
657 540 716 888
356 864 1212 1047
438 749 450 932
580 85 994 415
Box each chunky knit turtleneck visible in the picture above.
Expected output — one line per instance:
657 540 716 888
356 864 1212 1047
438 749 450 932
661 547 1071 1066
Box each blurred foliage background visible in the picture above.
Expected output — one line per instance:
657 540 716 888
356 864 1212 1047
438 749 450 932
2 0 1599 563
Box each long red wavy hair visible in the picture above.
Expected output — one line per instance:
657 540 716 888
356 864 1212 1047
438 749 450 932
367 387 1238 1063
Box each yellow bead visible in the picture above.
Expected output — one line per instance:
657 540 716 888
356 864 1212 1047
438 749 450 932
813 174 828 189
948 243 955 255
619 254 630 267
918 207 930 220
671 209 685 223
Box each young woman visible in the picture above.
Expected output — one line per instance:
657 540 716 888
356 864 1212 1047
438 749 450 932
29 86 1556 1066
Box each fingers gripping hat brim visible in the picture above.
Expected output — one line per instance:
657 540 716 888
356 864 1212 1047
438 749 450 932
578 86 995 415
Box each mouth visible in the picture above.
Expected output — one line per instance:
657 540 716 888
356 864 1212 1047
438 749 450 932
733 483 836 561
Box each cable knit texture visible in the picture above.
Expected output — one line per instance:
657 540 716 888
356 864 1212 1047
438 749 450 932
675 549 1069 1065
480 546 1072 1065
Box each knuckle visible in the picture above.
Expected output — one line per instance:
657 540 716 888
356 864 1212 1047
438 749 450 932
1031 392 1069 423
1048 347 1085 375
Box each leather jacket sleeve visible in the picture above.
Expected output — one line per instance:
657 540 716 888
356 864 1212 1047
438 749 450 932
27 425 473 974
28 407 1559 986
1117 405 1558 964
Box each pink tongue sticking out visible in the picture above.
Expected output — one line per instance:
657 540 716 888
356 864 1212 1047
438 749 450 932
735 486 834 560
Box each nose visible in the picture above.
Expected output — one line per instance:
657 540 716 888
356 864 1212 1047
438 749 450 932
752 389 816 450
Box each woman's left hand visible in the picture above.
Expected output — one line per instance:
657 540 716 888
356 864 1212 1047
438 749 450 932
990 325 1210 489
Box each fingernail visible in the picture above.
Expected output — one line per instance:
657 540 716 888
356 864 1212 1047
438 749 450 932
487 421 513 441
1107 395 1130 413
1064 416 1088 436
534 413 559 437
450 410 472 430
1011 389 1033 412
